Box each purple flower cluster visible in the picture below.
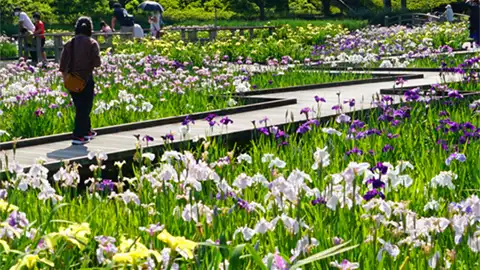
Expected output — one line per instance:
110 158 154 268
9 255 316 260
363 162 388 201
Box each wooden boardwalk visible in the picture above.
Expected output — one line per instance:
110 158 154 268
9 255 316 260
0 71 456 170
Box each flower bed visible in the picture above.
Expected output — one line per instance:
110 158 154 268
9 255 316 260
0 36 17 59
1 91 480 269
0 53 380 142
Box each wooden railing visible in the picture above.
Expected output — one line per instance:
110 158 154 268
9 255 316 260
169 26 277 43
17 25 277 63
384 13 469 26
17 32 132 63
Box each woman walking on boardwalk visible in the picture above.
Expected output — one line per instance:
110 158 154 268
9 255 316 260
59 17 101 145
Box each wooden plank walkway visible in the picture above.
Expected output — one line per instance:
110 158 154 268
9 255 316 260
0 71 456 170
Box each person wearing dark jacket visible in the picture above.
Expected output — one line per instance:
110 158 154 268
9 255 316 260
59 17 101 145
469 0 480 44
111 3 134 38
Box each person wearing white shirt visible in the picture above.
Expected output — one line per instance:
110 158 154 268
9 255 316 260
14 7 35 33
444 5 454 23
148 11 162 38
133 24 144 38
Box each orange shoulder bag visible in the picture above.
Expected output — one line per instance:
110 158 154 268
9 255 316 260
63 38 86 93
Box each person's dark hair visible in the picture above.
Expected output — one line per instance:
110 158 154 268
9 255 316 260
75 16 93 37
33 12 41 20
100 21 106 28
14 7 21 12
113 3 122 9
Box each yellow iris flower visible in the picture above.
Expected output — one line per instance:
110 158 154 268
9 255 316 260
0 239 10 253
112 237 161 265
44 222 91 251
9 254 54 270
157 229 197 260
0 200 19 213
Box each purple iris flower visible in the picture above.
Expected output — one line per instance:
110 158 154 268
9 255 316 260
395 77 407 85
161 133 174 142
306 119 320 127
463 122 475 130
448 90 463 99
438 111 449 117
278 141 289 147
220 116 233 126
373 162 389 175
182 115 195 126
387 133 399 139
404 88 420 101
365 129 381 137
343 98 356 107
96 179 115 192
258 127 270 136
445 152 467 166
314 96 326 103
208 120 217 127
366 177 385 189
363 189 385 201
275 129 288 139
35 108 45 117
259 116 269 125
142 135 154 142
296 123 311 134
351 120 365 129
300 107 312 115
382 95 393 103
332 105 342 111
311 197 326 206
346 147 363 156
204 113 217 122
382 144 394 153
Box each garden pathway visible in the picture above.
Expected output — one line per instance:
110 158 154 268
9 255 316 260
0 71 458 170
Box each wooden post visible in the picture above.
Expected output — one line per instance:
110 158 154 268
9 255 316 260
181 29 186 41
398 15 401 25
268 27 273 36
209 30 217 41
230 29 236 37
53 36 63 63
35 36 42 63
385 16 389 26
18 36 24 59
249 28 254 40
187 30 198 43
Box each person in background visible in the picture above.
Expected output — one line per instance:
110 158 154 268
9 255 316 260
14 7 35 33
148 11 161 38
443 5 455 22
14 7 35 61
469 0 480 45
33 12 47 63
133 23 145 38
111 3 134 39
100 21 113 35
59 17 101 145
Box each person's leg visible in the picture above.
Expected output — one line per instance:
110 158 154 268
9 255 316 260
41 38 47 62
84 78 95 133
70 91 85 138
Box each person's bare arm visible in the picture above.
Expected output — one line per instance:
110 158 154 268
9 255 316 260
111 17 116 31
